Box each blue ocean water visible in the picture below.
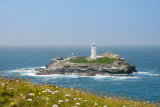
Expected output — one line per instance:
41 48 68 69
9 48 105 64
0 46 160 103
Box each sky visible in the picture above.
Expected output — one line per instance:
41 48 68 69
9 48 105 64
0 0 160 46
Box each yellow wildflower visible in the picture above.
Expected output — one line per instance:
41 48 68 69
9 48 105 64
46 97 49 100
10 102 14 105
33 93 35 96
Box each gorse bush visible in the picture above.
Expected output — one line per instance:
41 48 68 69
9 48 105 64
0 77 159 107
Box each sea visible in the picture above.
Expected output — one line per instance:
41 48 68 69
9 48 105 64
0 46 160 103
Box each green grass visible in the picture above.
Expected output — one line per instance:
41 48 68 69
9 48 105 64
0 77 159 107
69 57 116 64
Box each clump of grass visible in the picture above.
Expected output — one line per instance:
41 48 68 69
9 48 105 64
69 57 116 64
0 77 159 107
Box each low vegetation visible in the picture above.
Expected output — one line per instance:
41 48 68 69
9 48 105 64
0 77 159 107
69 57 116 64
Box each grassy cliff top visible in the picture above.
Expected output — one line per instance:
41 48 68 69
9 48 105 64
69 57 116 64
0 77 158 107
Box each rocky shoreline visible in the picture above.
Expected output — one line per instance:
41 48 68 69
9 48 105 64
35 52 137 76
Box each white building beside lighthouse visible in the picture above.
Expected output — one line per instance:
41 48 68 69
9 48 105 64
90 43 97 60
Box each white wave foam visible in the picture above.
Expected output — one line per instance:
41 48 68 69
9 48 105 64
92 74 138 80
33 73 81 79
136 71 160 77
6 68 160 81
150 73 160 76
41 66 46 68
6 68 37 76
6 69 139 80
137 71 150 74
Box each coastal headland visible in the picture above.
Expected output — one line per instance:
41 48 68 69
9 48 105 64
0 77 158 107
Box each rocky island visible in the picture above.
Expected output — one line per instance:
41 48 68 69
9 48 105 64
35 44 137 76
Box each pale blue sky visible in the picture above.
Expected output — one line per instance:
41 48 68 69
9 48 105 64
0 0 160 46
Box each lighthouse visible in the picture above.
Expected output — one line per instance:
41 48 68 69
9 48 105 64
90 43 97 60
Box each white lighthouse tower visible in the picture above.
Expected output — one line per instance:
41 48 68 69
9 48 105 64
90 43 97 60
